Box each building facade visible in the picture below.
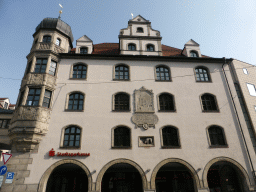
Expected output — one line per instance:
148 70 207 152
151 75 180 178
2 15 256 192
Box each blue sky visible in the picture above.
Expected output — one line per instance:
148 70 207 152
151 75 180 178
1 0 256 104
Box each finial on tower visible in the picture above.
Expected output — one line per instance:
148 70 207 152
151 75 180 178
131 13 133 19
58 4 63 19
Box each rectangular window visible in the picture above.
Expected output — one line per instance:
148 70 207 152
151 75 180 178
0 119 10 128
4 102 8 109
42 90 52 108
49 61 57 76
243 68 248 75
26 88 41 106
247 83 256 96
254 106 256 112
18 91 24 106
34 58 47 73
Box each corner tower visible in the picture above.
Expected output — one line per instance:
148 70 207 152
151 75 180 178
119 15 162 56
9 18 73 152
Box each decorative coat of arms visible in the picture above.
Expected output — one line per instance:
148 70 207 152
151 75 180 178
132 87 158 130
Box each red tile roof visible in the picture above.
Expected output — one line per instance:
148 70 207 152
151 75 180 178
70 43 209 57
0 98 8 100
9 104 16 107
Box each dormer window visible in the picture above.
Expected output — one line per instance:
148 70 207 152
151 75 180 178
42 35 51 43
190 51 198 57
128 43 136 51
137 27 143 33
56 38 61 46
147 44 154 52
80 47 88 54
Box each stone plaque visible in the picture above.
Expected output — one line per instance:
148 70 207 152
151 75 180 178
132 87 158 129
134 86 154 113
132 113 158 129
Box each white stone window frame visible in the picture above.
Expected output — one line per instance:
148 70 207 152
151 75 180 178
206 125 228 148
243 68 248 75
190 50 199 57
111 125 132 149
247 83 256 96
146 43 155 52
112 92 131 112
160 125 181 149
154 64 172 82
55 38 61 46
65 91 86 112
156 92 176 112
42 34 52 43
79 46 88 54
113 63 130 81
199 93 219 113
69 62 88 80
194 66 212 83
60 124 83 149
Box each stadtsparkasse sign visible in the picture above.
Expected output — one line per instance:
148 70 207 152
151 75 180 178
49 148 90 157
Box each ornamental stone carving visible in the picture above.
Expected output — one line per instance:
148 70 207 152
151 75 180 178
132 87 158 129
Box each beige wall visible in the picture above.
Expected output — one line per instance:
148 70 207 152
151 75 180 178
24 58 256 190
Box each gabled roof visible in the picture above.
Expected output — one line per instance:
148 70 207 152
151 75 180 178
129 15 149 23
77 35 93 42
185 39 199 46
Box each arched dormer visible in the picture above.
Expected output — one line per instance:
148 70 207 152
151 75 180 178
182 39 202 57
76 35 93 54
119 15 162 56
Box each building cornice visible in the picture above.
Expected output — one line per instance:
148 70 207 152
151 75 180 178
60 53 232 63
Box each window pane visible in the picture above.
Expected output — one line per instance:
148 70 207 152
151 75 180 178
70 135 74 140
65 129 70 133
71 128 75 133
75 141 79 146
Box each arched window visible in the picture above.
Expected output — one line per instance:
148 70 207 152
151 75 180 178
42 35 51 43
195 67 210 82
68 92 84 110
158 93 175 111
208 126 227 146
113 126 131 148
72 64 87 79
114 93 130 111
162 126 180 148
201 93 218 112
128 43 136 51
190 51 198 57
114 64 129 80
80 47 88 54
63 126 81 147
56 38 61 46
137 27 143 33
147 44 154 51
156 65 171 81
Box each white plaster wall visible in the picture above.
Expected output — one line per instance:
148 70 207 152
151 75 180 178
26 59 255 187
131 24 148 36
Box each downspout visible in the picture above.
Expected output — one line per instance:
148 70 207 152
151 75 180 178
222 57 256 182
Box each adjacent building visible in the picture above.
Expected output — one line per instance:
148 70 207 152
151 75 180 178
2 15 256 192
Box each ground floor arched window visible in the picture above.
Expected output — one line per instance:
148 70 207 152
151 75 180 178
101 163 143 192
155 162 195 192
46 163 88 192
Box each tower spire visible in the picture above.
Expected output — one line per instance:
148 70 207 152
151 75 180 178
58 4 63 19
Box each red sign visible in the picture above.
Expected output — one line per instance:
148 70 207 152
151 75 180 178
49 149 90 157
2 153 12 164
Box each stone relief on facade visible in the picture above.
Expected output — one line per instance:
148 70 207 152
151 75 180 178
132 87 158 129
139 136 154 147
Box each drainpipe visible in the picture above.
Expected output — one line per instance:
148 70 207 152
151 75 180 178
222 57 256 182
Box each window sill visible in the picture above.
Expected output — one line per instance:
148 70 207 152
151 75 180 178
202 110 220 113
112 110 131 112
69 78 87 80
161 146 181 149
155 80 172 82
209 145 228 148
65 109 84 112
158 110 176 113
112 146 132 149
195 81 212 83
59 147 81 149
113 79 130 81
